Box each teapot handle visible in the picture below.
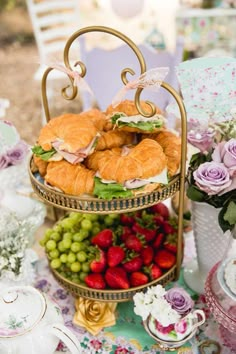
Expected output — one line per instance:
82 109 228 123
49 322 82 354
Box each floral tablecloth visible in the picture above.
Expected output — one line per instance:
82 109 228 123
34 250 232 354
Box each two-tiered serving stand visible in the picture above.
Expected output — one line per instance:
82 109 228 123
29 26 187 310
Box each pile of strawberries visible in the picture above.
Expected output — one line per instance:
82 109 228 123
85 203 179 290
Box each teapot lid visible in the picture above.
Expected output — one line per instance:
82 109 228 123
0 286 46 337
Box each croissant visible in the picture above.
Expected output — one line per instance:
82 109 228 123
85 148 121 171
106 99 162 117
148 131 181 176
38 112 98 153
98 139 167 183
78 109 108 131
32 155 48 177
96 130 134 151
45 160 95 195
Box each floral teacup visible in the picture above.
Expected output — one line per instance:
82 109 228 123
147 309 205 342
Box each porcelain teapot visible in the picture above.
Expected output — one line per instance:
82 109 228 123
0 286 81 354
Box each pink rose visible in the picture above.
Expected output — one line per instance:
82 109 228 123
212 139 236 175
0 154 10 170
6 140 28 165
193 162 232 195
187 129 214 153
174 318 188 334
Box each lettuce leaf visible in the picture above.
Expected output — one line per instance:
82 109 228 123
32 145 56 161
111 113 126 125
117 120 163 132
93 177 133 200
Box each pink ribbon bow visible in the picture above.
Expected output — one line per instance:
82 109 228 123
48 62 94 95
112 67 169 107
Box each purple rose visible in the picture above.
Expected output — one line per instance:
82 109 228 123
212 139 236 175
0 154 10 170
6 140 28 165
193 161 233 195
165 287 194 316
187 129 215 153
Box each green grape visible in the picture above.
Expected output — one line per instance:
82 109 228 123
53 224 63 234
83 214 99 222
70 262 81 273
46 240 57 251
77 251 87 263
79 272 88 282
69 212 83 222
67 253 76 263
50 232 61 242
81 262 90 273
81 219 92 231
60 218 74 230
63 232 73 240
60 254 68 263
71 274 80 282
79 229 89 239
91 226 101 236
50 258 61 269
108 213 119 220
58 241 66 252
44 229 54 238
49 249 60 259
62 239 72 249
104 215 114 226
71 242 82 253
72 232 84 242
39 238 47 247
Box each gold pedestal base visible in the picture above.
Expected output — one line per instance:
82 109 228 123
73 297 117 336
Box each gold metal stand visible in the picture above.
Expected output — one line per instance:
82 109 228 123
29 26 187 311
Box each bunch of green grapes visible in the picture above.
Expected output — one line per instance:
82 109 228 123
40 212 120 284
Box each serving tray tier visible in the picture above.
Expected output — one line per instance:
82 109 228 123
29 157 181 214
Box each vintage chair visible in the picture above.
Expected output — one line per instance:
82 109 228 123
26 0 81 81
79 37 184 112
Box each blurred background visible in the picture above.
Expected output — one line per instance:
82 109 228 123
0 0 236 145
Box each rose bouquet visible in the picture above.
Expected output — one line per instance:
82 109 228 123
133 284 205 342
187 114 236 233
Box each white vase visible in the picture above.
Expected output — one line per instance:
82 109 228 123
184 201 231 294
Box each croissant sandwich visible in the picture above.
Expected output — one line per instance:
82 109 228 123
95 130 135 151
147 131 181 176
44 160 95 196
93 139 168 199
106 99 165 134
32 110 104 164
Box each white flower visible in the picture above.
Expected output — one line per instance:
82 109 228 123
133 284 181 327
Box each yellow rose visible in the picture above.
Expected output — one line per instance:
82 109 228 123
73 297 117 335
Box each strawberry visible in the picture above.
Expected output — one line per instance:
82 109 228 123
150 203 169 219
153 215 165 226
162 221 176 235
144 263 163 280
141 246 154 266
120 214 135 226
91 229 114 249
90 248 106 273
107 246 125 267
132 223 156 242
85 273 106 289
152 233 165 249
154 249 176 269
130 272 149 287
124 234 145 252
123 255 143 272
105 266 130 289
164 234 178 254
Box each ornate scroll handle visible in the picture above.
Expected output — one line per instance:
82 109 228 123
41 26 148 122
